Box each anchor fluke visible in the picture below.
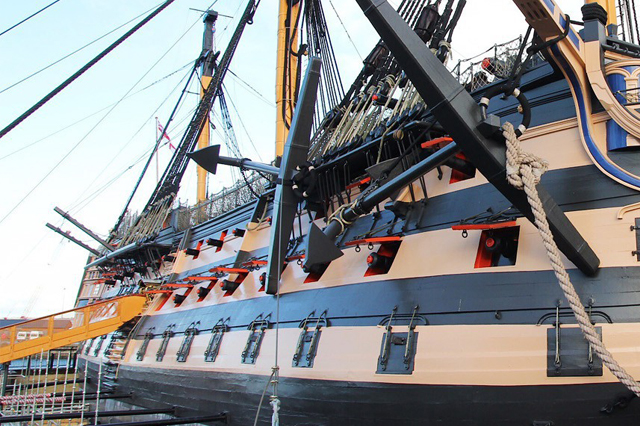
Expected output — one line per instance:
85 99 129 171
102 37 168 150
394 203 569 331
189 144 280 176
303 223 345 268
187 144 221 174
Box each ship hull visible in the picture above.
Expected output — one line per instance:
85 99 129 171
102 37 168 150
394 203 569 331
81 358 639 425
75 46 640 424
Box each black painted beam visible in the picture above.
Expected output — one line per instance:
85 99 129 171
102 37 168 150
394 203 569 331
356 0 599 275
0 408 175 423
86 412 228 426
304 142 459 268
266 57 322 294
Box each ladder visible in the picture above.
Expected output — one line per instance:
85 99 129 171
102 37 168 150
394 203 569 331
0 295 146 364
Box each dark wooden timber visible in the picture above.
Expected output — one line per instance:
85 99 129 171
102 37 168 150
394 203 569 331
355 0 600 276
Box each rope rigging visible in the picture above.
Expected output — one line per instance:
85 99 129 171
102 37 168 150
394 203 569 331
140 0 261 214
0 2 164 95
306 0 466 160
0 60 195 163
617 0 640 45
112 64 199 235
70 67 197 217
0 0 61 38
302 0 345 129
0 3 206 231
0 0 177 141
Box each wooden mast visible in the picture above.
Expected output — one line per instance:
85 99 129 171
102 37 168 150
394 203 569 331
585 0 617 28
276 0 301 158
197 11 219 203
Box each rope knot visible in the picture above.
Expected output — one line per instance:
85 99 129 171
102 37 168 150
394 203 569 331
503 121 548 190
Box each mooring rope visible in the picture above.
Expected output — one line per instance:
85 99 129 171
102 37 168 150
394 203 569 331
503 121 640 396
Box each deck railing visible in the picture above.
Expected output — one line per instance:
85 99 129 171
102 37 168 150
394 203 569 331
0 295 146 363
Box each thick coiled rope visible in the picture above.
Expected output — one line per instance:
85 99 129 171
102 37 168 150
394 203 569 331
503 121 640 396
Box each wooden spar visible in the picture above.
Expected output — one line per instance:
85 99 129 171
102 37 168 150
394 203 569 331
53 207 113 252
275 0 301 158
45 223 101 257
197 11 218 204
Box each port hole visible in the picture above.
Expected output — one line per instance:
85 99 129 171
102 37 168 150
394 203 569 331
449 152 476 183
365 241 402 277
304 262 329 283
474 226 519 268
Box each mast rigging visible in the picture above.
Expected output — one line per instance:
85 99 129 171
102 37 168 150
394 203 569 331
0 0 176 140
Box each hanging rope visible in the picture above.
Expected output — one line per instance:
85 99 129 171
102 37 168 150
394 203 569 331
503 121 640 396
0 0 176 140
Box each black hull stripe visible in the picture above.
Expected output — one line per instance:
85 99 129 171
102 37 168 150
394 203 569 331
163 163 640 268
81 360 640 426
135 266 640 336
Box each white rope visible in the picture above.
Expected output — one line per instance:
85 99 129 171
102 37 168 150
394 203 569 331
327 200 357 236
270 396 280 426
503 121 640 396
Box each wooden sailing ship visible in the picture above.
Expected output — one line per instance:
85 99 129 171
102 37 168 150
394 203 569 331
3 0 640 424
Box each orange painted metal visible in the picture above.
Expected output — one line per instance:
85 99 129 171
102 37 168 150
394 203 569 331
162 283 194 289
474 231 495 268
344 236 402 247
345 177 371 190
421 136 453 149
242 260 268 267
286 254 305 261
209 267 250 274
0 294 146 363
186 276 218 281
451 220 517 231
146 290 173 295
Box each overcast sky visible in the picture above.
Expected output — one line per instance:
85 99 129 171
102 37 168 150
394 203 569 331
0 0 586 318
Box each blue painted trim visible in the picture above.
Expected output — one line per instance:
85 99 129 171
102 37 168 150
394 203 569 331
542 0 555 13
607 119 628 150
550 44 640 188
569 28 581 50
605 73 630 151
558 14 580 51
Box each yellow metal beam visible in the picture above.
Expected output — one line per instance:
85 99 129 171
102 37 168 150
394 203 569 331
0 295 146 363
275 0 301 158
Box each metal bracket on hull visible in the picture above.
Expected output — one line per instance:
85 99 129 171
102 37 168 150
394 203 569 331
155 324 175 363
547 326 603 376
204 318 229 363
136 328 155 361
547 306 603 377
241 314 271 364
377 306 424 374
292 311 328 368
176 321 200 363
633 218 640 261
